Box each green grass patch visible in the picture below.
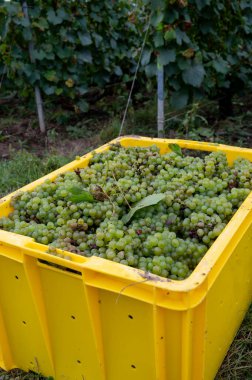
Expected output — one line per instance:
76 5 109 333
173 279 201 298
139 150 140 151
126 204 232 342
0 151 71 197
0 368 53 379
216 304 252 379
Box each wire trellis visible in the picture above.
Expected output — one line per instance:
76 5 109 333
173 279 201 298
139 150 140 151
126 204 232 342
119 16 151 137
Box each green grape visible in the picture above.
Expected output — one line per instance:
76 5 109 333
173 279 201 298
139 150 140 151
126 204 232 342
1 144 252 281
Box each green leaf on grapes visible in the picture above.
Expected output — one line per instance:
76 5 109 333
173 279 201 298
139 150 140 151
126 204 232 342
122 194 166 224
168 143 183 157
68 186 94 203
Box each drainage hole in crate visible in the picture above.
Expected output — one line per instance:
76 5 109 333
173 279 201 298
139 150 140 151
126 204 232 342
15 275 19 279
71 315 76 320
128 314 133 319
131 364 136 369
77 360 81 364
22 321 27 325
160 336 164 340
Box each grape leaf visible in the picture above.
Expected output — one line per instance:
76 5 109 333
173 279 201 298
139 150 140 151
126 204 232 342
158 48 176 65
182 63 205 87
77 50 92 64
68 186 94 203
47 9 63 25
77 99 89 112
164 29 176 42
141 48 152 66
212 57 229 75
168 143 183 156
170 90 189 109
122 194 166 224
78 32 92 46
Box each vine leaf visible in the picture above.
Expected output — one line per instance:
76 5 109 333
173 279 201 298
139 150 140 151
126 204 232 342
122 194 166 224
170 90 189 109
182 63 205 87
168 143 183 156
68 186 94 203
158 48 176 65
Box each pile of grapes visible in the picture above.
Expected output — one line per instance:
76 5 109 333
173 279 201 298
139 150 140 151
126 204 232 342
1 143 252 280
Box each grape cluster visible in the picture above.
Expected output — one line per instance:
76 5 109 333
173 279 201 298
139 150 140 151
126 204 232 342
0 143 251 281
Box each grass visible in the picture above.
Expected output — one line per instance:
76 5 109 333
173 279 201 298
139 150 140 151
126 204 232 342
216 305 252 379
0 151 71 198
0 368 53 379
98 95 252 149
0 149 251 379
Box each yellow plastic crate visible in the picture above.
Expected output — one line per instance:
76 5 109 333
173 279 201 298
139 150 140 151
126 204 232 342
0 137 251 380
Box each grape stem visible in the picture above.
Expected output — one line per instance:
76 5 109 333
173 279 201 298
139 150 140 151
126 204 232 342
115 278 149 304
108 163 132 209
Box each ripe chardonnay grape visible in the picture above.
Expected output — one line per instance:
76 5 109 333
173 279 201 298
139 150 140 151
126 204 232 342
1 143 252 281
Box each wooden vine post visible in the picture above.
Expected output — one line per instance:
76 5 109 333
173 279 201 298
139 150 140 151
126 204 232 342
22 1 46 134
157 62 164 138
